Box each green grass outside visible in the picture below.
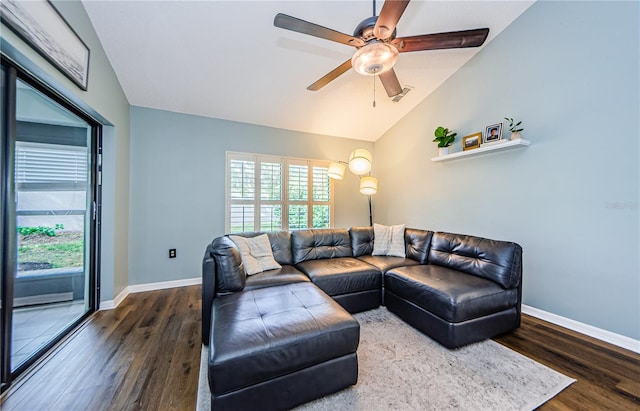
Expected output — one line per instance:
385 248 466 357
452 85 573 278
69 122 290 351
18 233 84 269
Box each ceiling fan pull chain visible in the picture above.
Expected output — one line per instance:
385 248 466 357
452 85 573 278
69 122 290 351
373 76 376 108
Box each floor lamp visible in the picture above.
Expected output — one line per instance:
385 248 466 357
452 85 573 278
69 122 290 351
328 149 378 226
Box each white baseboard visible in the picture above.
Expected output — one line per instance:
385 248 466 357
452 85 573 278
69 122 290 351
128 277 201 293
522 304 640 354
99 287 130 310
99 277 201 310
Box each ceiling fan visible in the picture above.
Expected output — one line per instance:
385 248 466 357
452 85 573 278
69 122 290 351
274 0 489 98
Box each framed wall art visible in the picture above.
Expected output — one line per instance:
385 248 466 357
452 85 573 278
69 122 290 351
484 122 503 144
1 0 90 90
462 132 482 151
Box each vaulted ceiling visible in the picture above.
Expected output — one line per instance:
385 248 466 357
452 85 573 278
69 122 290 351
83 1 534 141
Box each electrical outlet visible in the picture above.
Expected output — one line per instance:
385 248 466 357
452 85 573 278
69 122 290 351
169 249 176 258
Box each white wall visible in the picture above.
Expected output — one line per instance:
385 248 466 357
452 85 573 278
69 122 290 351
374 1 639 340
1 1 131 301
128 106 374 285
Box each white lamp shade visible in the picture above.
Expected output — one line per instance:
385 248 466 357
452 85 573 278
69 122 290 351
349 149 372 175
360 176 378 195
351 42 399 76
327 162 346 180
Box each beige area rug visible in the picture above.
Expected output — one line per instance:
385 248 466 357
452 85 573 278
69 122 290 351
197 308 575 410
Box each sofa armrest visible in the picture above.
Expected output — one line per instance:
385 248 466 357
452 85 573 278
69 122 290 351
202 236 247 345
202 246 216 345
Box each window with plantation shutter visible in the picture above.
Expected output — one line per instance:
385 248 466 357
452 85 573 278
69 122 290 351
226 152 334 233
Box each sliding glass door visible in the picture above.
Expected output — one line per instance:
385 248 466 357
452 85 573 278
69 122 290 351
1 63 99 391
1 63 9 394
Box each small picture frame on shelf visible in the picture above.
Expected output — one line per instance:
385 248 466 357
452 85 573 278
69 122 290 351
483 123 503 144
462 132 482 151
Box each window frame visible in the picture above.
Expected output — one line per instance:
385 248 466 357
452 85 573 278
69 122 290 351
225 152 335 233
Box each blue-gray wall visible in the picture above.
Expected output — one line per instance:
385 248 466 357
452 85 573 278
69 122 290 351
129 106 374 285
2 1 131 302
8 0 636 342
374 1 639 340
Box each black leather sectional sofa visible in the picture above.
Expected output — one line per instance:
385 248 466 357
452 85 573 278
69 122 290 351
202 226 523 411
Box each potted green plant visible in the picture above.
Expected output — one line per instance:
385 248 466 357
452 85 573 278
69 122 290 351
504 117 524 141
433 126 457 156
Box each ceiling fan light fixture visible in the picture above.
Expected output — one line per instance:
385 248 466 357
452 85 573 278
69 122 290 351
351 42 399 76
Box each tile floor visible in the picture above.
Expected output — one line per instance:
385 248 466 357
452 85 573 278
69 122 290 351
11 301 86 370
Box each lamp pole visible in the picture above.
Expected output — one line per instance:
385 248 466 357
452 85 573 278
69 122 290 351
368 195 373 226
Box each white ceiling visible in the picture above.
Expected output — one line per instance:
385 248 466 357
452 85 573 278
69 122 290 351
82 1 534 141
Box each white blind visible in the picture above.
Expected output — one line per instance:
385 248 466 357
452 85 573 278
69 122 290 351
288 164 308 202
230 204 255 233
260 204 282 231
15 142 87 186
260 162 281 201
229 159 255 200
312 166 330 201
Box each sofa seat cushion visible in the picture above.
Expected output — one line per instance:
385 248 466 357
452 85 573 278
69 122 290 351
357 255 420 274
244 265 310 291
385 265 518 323
295 257 381 296
209 282 359 396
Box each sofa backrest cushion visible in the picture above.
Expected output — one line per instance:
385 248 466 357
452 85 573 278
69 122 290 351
267 231 294 265
349 226 374 257
209 236 246 294
429 232 522 289
405 228 433 264
292 228 353 264
349 226 432 263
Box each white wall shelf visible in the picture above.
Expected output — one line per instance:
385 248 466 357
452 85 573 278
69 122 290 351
431 139 531 162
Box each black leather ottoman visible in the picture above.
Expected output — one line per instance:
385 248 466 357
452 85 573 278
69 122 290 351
208 282 360 411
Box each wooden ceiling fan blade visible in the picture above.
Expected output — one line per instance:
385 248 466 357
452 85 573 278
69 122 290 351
391 28 490 52
307 59 353 91
274 13 365 47
379 69 403 97
373 0 410 40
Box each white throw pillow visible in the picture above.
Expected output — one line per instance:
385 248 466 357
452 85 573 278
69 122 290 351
229 234 281 275
372 223 406 258
372 224 391 256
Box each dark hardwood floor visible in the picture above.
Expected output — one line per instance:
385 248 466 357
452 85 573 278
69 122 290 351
1 285 638 410
494 315 640 410
1 286 201 411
